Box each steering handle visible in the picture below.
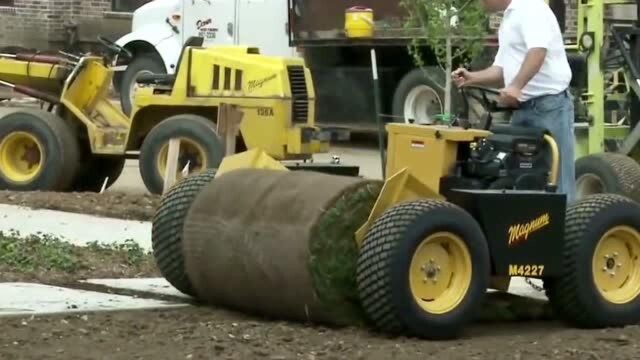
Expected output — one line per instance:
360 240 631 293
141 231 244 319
460 85 520 112
97 35 133 59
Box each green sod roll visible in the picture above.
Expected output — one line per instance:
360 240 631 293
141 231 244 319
182 168 383 326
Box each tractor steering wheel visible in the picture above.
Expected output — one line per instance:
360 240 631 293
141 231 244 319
97 35 133 60
458 85 519 130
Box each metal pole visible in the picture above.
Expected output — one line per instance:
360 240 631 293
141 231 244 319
370 48 386 179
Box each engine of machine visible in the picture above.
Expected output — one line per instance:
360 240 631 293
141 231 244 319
448 127 552 191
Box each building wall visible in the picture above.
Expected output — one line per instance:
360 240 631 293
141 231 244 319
489 0 579 36
0 0 136 52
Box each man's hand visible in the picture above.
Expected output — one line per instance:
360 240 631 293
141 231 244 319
452 68 474 88
498 86 521 107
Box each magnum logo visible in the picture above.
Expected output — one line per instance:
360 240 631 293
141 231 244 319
248 74 277 92
507 213 550 246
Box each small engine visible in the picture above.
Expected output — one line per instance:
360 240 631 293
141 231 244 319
443 125 552 191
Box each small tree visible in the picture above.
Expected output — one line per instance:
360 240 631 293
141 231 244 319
400 0 489 121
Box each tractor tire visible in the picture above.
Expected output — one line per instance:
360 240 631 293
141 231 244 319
71 155 126 192
575 152 640 202
152 168 217 296
119 55 165 116
392 67 445 124
139 114 224 195
0 109 79 191
356 199 490 339
544 193 640 328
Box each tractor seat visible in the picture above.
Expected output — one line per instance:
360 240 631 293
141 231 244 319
490 124 547 139
136 73 175 86
135 36 205 87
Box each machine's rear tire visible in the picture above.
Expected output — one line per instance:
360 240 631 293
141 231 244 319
356 199 490 339
0 110 79 191
119 55 166 116
71 155 126 192
575 152 640 202
152 168 217 296
139 114 224 195
544 194 640 328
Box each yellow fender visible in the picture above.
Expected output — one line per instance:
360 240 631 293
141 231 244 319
354 167 444 248
215 149 288 177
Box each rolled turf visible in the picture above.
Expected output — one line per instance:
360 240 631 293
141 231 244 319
182 168 383 326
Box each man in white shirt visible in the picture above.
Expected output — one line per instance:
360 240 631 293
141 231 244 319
452 0 576 203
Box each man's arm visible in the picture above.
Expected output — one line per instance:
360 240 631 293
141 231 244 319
507 6 554 91
468 66 504 87
508 48 546 90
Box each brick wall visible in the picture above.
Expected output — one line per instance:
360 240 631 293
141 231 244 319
0 0 133 52
489 0 579 36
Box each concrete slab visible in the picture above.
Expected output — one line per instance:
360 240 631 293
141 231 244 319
0 204 151 251
0 283 187 317
84 277 546 304
83 278 191 299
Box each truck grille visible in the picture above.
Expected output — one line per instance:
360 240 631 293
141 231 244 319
287 66 308 123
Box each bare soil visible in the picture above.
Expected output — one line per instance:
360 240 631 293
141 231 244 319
0 306 638 360
0 190 161 221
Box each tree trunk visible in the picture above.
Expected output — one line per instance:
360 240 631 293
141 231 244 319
445 34 453 117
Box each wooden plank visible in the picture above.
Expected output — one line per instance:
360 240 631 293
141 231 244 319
162 138 181 194
217 104 244 156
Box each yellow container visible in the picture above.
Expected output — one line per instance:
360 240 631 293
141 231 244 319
345 6 374 38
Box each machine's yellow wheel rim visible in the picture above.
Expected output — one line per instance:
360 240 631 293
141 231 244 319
156 138 208 180
409 232 472 314
0 131 44 183
592 226 640 304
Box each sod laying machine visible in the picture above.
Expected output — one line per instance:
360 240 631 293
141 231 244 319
0 36 349 194
153 81 640 339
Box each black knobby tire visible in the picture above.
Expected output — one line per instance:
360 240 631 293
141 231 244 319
544 193 640 328
139 114 224 195
356 199 490 339
119 55 165 115
71 155 126 192
575 152 640 202
0 110 79 191
152 168 217 296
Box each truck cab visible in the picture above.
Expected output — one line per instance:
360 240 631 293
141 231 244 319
114 0 296 115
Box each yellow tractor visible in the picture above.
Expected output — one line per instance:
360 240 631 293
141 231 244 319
0 36 353 194
153 85 640 339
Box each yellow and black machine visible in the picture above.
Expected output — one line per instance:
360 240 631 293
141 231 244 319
0 36 354 194
152 80 640 339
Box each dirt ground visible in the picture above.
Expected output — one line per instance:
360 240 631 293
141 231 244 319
0 190 161 221
0 305 638 360
1 190 640 359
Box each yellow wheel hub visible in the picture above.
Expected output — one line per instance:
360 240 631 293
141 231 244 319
156 138 207 180
592 225 640 304
409 231 472 314
0 131 44 183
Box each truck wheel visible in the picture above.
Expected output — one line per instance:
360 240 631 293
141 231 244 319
71 155 126 192
392 68 445 124
356 199 490 339
152 168 217 296
575 152 640 202
139 114 224 195
120 55 165 115
544 194 640 328
0 110 79 191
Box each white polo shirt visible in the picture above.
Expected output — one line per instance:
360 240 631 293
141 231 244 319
493 0 572 101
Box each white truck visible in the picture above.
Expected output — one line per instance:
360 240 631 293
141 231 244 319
114 0 296 115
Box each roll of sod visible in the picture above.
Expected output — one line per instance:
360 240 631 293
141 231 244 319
182 168 383 326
